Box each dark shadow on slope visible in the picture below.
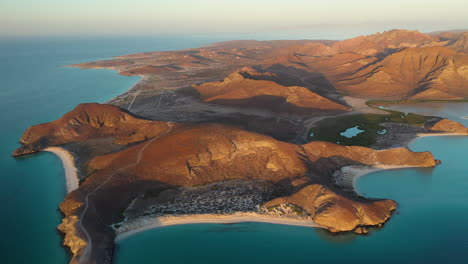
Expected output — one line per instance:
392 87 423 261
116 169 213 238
208 95 347 116
263 64 348 106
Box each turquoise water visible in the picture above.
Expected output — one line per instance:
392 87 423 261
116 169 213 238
115 105 468 264
2 37 468 264
384 102 468 123
340 125 365 138
0 36 227 263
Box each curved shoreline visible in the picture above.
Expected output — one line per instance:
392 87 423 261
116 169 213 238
115 132 468 243
115 213 321 242
335 132 468 194
44 147 79 193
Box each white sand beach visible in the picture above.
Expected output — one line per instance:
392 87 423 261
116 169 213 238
115 212 321 242
44 147 79 193
335 132 468 191
333 164 418 191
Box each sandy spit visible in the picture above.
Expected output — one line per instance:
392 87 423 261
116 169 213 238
115 212 321 242
336 132 468 192
44 147 79 193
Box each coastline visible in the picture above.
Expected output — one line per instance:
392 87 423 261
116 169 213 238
335 131 468 193
115 131 468 243
115 212 321 242
333 164 418 192
105 75 144 105
409 132 468 146
44 147 79 193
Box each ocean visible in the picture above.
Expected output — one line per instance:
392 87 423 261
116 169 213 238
0 36 227 263
1 37 468 264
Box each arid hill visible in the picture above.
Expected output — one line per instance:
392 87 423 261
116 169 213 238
329 29 441 56
190 69 349 114
333 46 468 99
263 184 396 232
69 29 468 109
448 32 468 54
12 103 178 156
427 118 468 134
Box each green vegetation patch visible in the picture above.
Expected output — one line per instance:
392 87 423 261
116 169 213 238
308 109 429 147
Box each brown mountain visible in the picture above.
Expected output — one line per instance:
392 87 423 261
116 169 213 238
427 119 468 134
448 32 468 54
12 103 178 156
69 29 468 105
190 69 349 114
333 46 468 99
329 29 438 56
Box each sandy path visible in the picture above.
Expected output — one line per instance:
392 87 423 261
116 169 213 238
76 123 174 264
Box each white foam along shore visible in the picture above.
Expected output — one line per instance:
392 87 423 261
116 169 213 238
115 212 321 242
44 147 79 193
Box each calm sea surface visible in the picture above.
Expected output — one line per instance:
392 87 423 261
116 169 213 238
0 36 228 263
1 37 468 264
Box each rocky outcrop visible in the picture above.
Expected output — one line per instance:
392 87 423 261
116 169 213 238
303 141 437 167
12 103 178 156
427 119 468 134
262 184 396 232
57 215 87 256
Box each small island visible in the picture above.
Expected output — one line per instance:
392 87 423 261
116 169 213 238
13 29 468 264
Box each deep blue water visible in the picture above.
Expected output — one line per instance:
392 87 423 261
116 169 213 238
0 36 229 264
115 105 468 264
1 36 468 264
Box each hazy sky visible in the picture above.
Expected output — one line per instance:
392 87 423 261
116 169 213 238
2 0 468 38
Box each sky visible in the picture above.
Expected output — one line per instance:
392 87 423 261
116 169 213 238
1 0 468 38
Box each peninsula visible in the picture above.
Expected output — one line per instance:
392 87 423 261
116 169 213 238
13 29 468 264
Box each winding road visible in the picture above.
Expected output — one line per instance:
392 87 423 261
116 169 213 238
74 123 174 264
